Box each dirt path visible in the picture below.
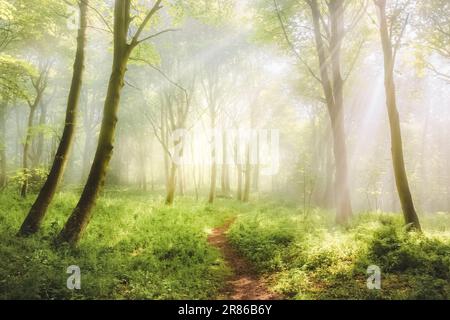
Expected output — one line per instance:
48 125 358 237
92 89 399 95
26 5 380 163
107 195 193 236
207 219 282 300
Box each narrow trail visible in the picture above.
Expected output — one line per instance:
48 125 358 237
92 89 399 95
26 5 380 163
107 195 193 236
207 219 282 300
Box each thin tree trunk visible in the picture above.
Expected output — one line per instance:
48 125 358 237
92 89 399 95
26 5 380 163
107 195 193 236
81 128 92 182
208 126 217 203
419 106 430 212
14 106 21 168
18 0 88 235
221 129 230 196
162 109 170 191
375 0 421 231
166 163 177 204
0 101 7 188
149 137 154 191
21 104 37 197
243 143 251 202
252 132 260 192
322 127 334 208
140 143 147 191
32 101 47 167
235 136 242 200
178 164 184 195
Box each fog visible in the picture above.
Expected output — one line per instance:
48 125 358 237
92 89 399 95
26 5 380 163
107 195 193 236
1 0 449 214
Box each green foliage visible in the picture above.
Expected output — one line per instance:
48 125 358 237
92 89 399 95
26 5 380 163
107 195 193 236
168 0 234 26
0 190 449 299
0 0 68 50
0 54 35 100
9 167 49 194
0 0 15 21
0 189 235 299
229 208 450 299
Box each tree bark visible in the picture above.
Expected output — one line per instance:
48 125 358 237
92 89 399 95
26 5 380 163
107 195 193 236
235 135 243 200
328 0 353 224
221 129 230 196
0 101 7 188
208 125 217 203
375 0 421 231
32 100 47 167
243 143 251 202
18 0 88 236
165 162 177 204
178 164 184 195
20 103 38 197
252 132 260 192
309 0 352 224
81 127 92 182
57 0 134 245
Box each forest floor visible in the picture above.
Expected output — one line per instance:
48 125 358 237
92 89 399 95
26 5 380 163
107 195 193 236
0 188 449 299
207 218 281 300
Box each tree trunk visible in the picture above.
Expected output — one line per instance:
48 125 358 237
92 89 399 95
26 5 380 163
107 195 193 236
21 104 37 198
140 144 147 191
235 136 243 200
208 126 217 203
419 105 430 211
309 0 352 224
329 0 352 224
149 137 154 191
32 101 47 167
0 101 7 188
18 0 88 236
252 132 260 192
322 127 334 208
165 163 177 204
57 0 132 245
81 128 92 182
243 143 251 202
221 129 230 196
375 0 421 231
162 109 170 191
178 164 184 195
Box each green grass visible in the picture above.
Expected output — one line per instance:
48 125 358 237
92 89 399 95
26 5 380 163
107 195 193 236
228 207 450 299
0 189 239 299
1 189 449 299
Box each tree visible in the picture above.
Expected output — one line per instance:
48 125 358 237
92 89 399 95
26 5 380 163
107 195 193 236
266 0 366 223
415 0 450 82
57 0 168 245
0 54 34 187
18 0 88 236
20 61 51 197
1 0 66 53
305 0 354 224
374 0 421 231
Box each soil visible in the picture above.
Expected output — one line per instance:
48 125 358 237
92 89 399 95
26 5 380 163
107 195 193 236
207 219 282 300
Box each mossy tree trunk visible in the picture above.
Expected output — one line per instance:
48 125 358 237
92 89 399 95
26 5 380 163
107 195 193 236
19 0 88 236
375 0 421 231
58 0 164 245
0 100 7 188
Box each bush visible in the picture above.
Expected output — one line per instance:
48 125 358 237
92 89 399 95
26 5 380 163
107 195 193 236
229 208 450 299
0 190 235 299
9 167 49 194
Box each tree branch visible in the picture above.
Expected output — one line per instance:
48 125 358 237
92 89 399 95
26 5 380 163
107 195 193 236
130 0 163 48
273 0 322 84
135 28 179 45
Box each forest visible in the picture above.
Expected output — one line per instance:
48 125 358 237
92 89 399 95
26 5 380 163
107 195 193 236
0 0 449 300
